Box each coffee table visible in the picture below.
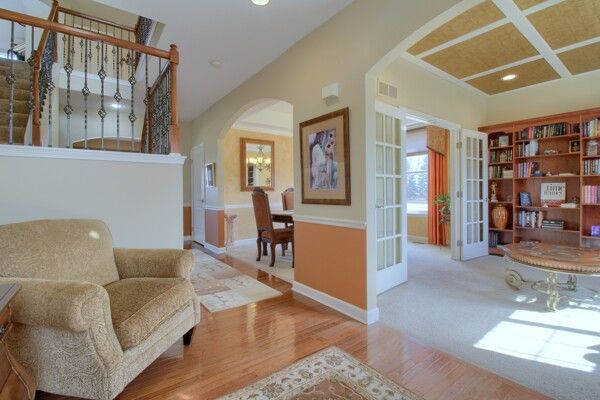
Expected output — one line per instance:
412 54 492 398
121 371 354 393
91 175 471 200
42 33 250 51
500 242 600 311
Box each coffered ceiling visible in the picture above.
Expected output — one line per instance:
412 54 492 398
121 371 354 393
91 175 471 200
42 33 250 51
403 0 600 95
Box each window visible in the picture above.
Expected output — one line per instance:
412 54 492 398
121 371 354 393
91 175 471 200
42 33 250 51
407 153 428 214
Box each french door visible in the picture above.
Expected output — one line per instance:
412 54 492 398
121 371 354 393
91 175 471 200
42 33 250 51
460 129 488 260
191 144 206 244
374 102 407 294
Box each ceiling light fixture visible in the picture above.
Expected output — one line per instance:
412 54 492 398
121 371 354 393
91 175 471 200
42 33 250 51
252 0 269 5
110 103 122 109
501 74 517 81
209 59 222 68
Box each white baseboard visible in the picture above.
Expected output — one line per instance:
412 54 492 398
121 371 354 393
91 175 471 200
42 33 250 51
408 235 427 244
292 281 379 325
203 242 226 254
229 237 256 247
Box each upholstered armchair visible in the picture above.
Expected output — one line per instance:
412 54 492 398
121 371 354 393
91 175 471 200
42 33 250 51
0 219 201 400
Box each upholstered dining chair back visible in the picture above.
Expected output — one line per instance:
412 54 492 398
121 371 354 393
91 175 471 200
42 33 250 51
252 187 275 237
281 188 294 211
0 219 120 286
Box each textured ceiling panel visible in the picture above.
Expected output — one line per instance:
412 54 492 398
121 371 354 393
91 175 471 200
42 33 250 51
466 59 559 94
422 23 538 79
513 0 546 10
558 42 600 74
407 1 505 55
527 0 600 49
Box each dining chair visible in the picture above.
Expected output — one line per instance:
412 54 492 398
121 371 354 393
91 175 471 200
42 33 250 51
252 187 294 267
281 188 294 211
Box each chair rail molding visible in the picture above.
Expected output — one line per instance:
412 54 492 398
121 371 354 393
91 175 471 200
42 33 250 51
292 214 366 230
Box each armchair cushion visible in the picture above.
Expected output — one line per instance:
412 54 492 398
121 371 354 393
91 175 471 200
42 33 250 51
113 248 194 279
104 277 195 350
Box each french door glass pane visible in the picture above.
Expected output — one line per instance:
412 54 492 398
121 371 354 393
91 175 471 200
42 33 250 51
377 241 385 271
386 238 394 267
377 209 385 239
386 147 394 174
376 145 384 173
376 113 384 142
385 116 393 144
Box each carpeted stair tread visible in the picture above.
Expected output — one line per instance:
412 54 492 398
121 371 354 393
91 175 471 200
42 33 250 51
0 125 26 144
0 111 30 125
0 86 30 99
0 98 29 113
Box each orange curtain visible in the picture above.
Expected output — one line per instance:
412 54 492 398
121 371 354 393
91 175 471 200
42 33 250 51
427 136 448 246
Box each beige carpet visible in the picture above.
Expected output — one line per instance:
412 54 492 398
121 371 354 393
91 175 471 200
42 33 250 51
227 240 294 283
191 249 282 312
218 346 421 400
379 242 600 400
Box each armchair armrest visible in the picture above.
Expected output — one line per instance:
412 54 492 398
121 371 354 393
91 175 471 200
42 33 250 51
0 277 111 332
113 248 194 279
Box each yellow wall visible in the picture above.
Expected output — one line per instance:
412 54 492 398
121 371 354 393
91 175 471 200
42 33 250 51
222 128 293 241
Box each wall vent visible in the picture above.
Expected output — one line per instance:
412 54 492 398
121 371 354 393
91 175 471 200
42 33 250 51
378 80 398 99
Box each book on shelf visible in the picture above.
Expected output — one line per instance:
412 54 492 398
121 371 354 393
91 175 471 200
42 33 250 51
517 140 538 157
583 159 600 175
583 118 600 138
502 169 513 178
541 219 565 230
490 148 513 163
517 210 543 228
518 123 567 140
489 231 506 248
517 162 538 178
583 185 600 204
488 165 512 178
519 192 532 206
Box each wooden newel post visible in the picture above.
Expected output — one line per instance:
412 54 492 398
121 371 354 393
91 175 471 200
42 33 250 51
168 44 180 154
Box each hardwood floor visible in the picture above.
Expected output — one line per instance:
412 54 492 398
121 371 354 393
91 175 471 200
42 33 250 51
38 244 548 400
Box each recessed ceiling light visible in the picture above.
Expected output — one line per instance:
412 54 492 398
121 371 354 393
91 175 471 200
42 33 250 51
209 59 222 68
252 0 269 5
501 74 517 81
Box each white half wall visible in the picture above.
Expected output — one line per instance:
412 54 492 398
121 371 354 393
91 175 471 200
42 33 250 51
0 146 185 249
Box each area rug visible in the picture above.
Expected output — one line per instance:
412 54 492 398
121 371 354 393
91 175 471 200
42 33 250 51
191 249 282 312
227 241 294 283
218 347 421 400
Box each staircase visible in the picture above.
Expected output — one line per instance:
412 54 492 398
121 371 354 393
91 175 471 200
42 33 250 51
0 58 31 144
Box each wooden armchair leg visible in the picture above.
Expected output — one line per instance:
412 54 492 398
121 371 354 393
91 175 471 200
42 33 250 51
256 238 262 261
270 243 276 267
263 241 268 256
183 327 195 346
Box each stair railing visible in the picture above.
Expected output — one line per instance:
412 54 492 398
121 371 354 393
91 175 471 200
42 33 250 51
0 4 179 154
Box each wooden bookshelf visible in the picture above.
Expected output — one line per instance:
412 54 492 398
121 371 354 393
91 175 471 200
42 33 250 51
480 107 600 255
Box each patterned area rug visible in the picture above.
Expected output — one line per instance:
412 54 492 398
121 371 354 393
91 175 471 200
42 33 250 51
191 249 282 312
218 347 422 400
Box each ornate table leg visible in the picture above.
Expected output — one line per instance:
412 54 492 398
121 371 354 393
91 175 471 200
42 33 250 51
566 274 577 291
546 272 560 311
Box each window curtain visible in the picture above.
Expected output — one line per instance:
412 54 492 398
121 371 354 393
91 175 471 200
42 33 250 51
427 127 448 246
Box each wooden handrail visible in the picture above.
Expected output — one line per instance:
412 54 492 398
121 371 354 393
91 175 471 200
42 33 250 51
149 62 170 98
0 7 171 59
57 6 136 34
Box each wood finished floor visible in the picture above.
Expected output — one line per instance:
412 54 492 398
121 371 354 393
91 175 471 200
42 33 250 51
38 244 549 400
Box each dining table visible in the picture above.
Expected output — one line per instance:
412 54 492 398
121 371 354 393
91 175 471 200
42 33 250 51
271 210 294 224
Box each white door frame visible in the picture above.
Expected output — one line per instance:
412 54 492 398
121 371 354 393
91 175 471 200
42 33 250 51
392 105 462 260
191 144 206 245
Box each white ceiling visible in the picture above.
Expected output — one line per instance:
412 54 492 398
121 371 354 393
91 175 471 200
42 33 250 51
88 0 353 121
233 100 293 136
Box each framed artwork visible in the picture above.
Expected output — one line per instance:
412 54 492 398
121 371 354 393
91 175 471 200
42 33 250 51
541 182 566 206
205 162 216 187
240 138 274 191
299 107 350 205
569 140 580 153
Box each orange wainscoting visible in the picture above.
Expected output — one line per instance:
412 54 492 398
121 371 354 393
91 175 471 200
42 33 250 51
183 206 192 237
204 208 225 248
294 221 367 309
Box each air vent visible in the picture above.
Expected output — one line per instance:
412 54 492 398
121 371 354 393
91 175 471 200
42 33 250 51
377 80 398 99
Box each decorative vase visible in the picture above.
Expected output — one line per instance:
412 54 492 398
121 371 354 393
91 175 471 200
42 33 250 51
492 205 509 229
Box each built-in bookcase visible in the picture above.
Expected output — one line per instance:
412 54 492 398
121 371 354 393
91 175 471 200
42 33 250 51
480 107 600 255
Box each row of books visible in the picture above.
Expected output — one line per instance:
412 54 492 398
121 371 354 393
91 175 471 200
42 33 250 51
517 210 543 228
582 118 600 137
489 166 513 178
516 141 539 157
490 149 513 163
518 123 567 140
516 162 538 178
583 185 600 205
489 232 506 248
583 159 600 176
541 220 565 230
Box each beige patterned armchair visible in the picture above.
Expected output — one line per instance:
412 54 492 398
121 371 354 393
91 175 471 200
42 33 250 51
0 219 201 400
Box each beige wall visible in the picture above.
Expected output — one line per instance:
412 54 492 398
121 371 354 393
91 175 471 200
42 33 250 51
189 0 460 312
408 215 428 241
0 151 184 249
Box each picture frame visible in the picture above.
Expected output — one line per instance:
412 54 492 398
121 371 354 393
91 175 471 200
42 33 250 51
519 191 532 207
569 140 580 153
498 135 510 147
540 182 566 207
299 107 350 205
205 162 216 187
239 138 275 191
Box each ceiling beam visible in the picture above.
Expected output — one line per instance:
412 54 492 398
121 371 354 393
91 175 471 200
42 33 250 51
492 0 571 78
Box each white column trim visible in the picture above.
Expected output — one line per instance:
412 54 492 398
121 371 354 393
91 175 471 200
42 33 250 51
292 281 379 325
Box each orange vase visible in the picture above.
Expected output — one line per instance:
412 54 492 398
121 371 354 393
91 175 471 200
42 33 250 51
492 205 509 230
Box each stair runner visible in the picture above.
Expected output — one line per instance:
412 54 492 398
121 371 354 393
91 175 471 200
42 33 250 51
0 58 31 144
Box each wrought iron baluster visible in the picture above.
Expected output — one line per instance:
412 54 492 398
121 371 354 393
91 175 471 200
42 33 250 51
27 26 36 146
128 41 136 151
82 38 89 148
98 40 106 149
115 47 121 150
144 53 149 153
6 22 15 144
64 35 73 148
